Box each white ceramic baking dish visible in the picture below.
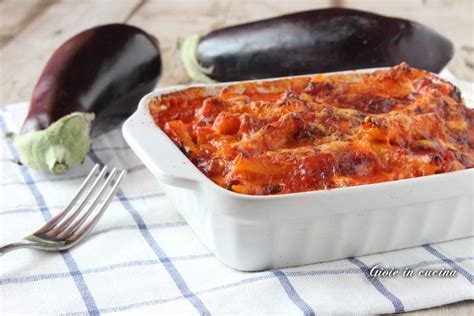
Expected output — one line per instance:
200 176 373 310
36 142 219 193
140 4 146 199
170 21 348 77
122 69 474 271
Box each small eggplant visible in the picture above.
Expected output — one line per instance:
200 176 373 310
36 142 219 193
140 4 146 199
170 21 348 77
179 8 453 82
10 24 162 174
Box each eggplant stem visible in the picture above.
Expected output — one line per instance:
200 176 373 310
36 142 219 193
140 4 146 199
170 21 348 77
51 162 68 174
45 144 70 174
179 34 216 83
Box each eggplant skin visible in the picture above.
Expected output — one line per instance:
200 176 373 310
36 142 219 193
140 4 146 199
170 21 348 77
193 8 453 82
23 24 162 134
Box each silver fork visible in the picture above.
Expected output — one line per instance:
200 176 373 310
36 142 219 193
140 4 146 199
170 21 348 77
0 164 126 255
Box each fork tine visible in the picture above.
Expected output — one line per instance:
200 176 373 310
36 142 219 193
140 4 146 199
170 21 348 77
44 165 109 237
35 164 100 235
56 168 117 239
64 170 127 242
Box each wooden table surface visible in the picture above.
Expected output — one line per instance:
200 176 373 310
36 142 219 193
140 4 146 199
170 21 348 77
0 0 473 314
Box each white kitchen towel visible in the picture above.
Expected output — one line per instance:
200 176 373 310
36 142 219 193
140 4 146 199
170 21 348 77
0 100 473 315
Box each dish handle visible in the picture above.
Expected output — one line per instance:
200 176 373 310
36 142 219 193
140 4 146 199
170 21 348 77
122 100 204 192
151 170 201 191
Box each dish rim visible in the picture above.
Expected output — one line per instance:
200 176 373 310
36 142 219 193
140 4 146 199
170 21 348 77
122 67 474 200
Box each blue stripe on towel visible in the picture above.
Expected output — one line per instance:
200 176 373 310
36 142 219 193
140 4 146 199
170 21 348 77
88 221 188 239
92 145 131 152
422 244 473 284
0 164 146 187
0 254 214 285
2 250 471 288
0 192 165 216
273 270 315 315
88 150 211 315
0 115 99 315
348 257 405 313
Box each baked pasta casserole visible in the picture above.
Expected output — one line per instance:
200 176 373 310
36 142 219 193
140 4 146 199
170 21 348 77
149 63 474 195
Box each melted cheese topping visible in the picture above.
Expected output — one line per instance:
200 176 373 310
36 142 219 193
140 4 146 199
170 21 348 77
150 63 474 195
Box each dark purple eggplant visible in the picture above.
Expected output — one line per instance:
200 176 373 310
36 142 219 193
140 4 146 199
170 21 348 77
179 8 453 82
11 24 161 174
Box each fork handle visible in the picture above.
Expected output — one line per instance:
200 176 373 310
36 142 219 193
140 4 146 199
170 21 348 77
0 241 36 256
